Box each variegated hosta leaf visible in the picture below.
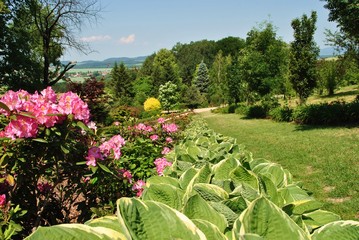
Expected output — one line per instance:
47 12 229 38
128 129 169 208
142 183 184 210
282 199 323 215
146 176 180 188
25 224 128 240
193 183 229 202
192 219 227 240
183 194 228 233
230 165 259 190
278 184 311 205
117 197 206 240
311 220 359 240
252 162 288 188
239 197 310 240
303 210 341 230
212 157 240 181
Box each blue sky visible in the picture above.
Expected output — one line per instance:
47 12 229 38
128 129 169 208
62 0 339 61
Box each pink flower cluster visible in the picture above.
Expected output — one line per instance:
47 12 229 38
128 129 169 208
162 123 178 133
85 134 126 166
119 169 133 183
154 157 172 176
135 123 153 133
0 87 90 139
0 194 6 206
132 179 145 197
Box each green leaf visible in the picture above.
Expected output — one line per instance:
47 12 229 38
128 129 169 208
32 138 48 143
239 197 310 240
252 162 288 188
193 183 229 202
17 112 36 119
183 194 228 233
142 183 184 210
212 157 240 181
97 163 113 174
77 121 90 131
60 145 70 154
279 184 311 205
230 183 259 202
303 210 341 230
311 220 359 240
0 101 10 113
146 176 180 188
85 216 127 233
117 197 206 239
25 224 128 240
282 199 323 215
193 163 212 184
230 165 258 189
192 219 227 240
179 167 198 189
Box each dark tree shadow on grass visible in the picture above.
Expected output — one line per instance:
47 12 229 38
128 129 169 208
294 122 359 131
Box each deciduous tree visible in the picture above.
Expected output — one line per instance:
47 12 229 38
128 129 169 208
289 11 319 104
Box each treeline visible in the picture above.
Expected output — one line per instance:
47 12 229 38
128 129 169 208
102 18 358 111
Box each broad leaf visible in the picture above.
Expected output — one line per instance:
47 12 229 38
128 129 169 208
193 183 229 202
282 199 323 215
239 197 310 240
303 210 341 230
192 219 227 240
183 194 228 232
142 183 184 210
230 166 258 189
117 197 206 240
311 220 359 240
25 224 127 240
146 176 180 188
212 157 240 181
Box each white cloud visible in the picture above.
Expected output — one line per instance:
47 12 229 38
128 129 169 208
80 35 112 42
119 34 135 44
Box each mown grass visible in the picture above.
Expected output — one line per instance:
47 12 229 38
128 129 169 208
200 111 359 220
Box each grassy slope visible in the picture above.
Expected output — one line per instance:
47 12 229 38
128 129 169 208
200 112 359 220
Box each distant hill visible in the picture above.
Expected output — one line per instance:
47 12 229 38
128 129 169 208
319 47 344 58
65 56 148 69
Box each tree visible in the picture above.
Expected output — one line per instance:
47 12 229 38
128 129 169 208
238 22 289 98
208 51 232 105
289 11 319 104
158 81 178 112
193 60 210 95
182 85 204 110
152 49 181 93
109 62 133 103
323 0 359 42
215 36 245 58
0 0 101 91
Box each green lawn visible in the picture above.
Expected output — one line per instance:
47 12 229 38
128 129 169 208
200 111 359 220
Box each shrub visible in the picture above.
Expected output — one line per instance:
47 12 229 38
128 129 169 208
143 97 161 112
246 105 267 119
292 99 359 125
269 106 293 122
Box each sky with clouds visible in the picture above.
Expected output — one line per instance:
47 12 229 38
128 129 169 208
62 0 339 62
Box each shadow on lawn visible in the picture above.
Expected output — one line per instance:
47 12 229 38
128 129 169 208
317 90 359 100
294 123 359 131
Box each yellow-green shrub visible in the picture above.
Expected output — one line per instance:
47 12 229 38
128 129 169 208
144 97 161 112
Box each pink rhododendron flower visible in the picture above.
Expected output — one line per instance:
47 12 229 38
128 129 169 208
85 146 103 166
154 157 172 176
144 125 153 132
132 180 145 197
57 92 90 122
119 169 133 183
0 194 6 206
32 102 60 128
87 121 97 132
166 137 173 143
162 123 178 133
157 117 165 124
41 86 57 103
150 134 159 141
113 121 120 126
99 135 126 160
161 147 171 155
135 123 146 131
0 90 25 114
4 115 38 139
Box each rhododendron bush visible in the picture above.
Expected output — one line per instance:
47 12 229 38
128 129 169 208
0 87 184 239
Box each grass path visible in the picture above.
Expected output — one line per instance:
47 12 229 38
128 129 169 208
200 111 359 220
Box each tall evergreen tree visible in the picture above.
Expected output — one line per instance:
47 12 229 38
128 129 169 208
289 11 319 104
193 60 210 94
110 62 133 102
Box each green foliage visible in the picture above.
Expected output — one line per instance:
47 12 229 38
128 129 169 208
269 106 293 122
109 62 134 103
289 11 320 104
132 76 154 106
292 99 359 125
194 61 210 95
182 85 205 110
158 81 179 112
26 118 359 239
